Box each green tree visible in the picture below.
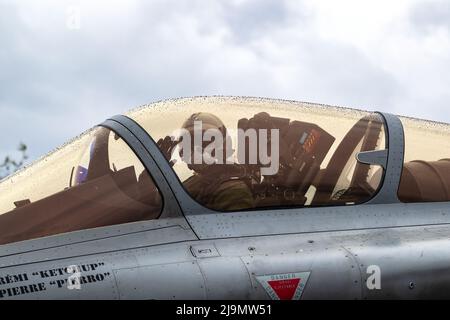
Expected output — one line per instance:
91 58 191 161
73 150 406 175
0 143 28 180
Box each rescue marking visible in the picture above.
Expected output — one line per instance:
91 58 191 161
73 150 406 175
256 272 310 300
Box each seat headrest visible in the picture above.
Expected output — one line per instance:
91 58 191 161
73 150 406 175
398 159 450 202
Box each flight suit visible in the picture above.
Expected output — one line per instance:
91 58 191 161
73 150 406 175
183 170 254 211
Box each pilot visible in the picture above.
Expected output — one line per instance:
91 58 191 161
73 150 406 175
157 112 254 211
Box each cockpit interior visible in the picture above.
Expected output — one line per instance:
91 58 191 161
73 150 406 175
0 97 449 245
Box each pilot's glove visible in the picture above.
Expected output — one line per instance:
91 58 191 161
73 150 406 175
156 136 178 167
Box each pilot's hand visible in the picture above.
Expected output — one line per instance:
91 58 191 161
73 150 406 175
156 136 178 167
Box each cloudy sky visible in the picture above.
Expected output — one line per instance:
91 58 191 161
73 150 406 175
1 0 449 162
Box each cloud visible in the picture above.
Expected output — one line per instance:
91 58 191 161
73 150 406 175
412 0 450 32
0 0 449 162
221 0 291 43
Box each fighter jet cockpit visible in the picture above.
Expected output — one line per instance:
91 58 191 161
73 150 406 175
127 97 388 212
0 97 449 247
0 127 163 245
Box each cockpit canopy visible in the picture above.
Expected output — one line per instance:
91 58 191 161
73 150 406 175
127 97 387 210
0 96 448 246
0 127 162 245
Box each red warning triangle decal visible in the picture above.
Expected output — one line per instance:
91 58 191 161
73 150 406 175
256 272 310 300
267 278 301 300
